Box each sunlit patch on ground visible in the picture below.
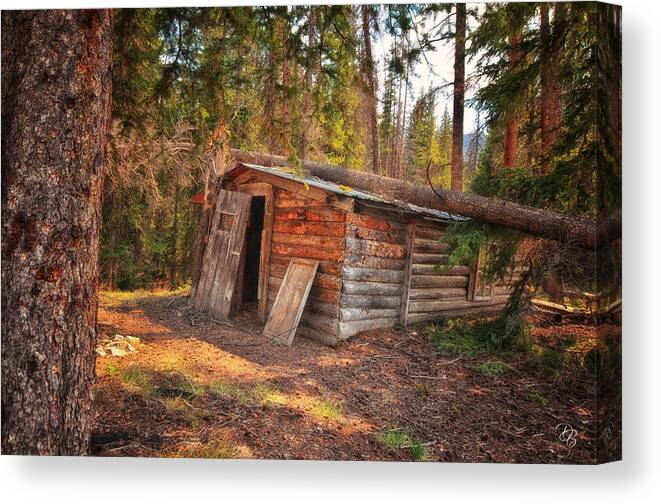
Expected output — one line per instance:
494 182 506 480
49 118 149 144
92 290 603 462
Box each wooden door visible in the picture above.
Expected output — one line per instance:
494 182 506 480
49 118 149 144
192 189 252 320
263 258 319 345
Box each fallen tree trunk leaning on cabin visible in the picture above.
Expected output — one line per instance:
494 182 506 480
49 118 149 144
232 150 620 250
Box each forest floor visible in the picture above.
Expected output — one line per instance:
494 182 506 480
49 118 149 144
92 289 608 463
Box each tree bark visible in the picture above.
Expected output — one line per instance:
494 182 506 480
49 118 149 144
1 9 113 455
231 150 617 250
503 27 522 169
361 5 381 175
451 3 467 191
301 8 316 161
539 3 564 175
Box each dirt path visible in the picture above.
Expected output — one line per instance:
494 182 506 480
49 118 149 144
92 291 599 462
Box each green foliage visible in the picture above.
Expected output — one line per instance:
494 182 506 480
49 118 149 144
525 345 565 378
427 315 527 355
377 427 427 460
530 392 549 407
473 360 508 376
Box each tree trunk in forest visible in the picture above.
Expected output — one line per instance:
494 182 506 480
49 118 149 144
361 5 381 175
281 18 291 157
1 9 113 455
301 8 317 161
170 180 179 290
539 3 564 175
232 150 617 250
451 3 467 191
503 27 522 169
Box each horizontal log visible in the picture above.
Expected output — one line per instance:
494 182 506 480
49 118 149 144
296 325 338 346
411 264 470 275
345 236 406 259
414 225 445 241
340 307 400 322
408 298 496 313
300 312 339 335
406 303 506 324
344 253 406 270
341 266 404 283
270 262 341 291
274 207 346 222
409 287 468 300
231 151 605 249
271 243 344 262
338 318 398 339
346 212 404 232
342 280 402 296
271 255 342 276
410 275 468 288
345 224 406 244
353 203 408 225
412 253 448 265
272 232 344 251
273 220 345 237
339 294 401 309
414 238 449 253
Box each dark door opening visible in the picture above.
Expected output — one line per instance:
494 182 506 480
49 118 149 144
242 196 265 302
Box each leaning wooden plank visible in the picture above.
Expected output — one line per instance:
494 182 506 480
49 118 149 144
339 294 402 309
341 266 404 283
340 307 401 322
263 258 320 345
268 276 339 305
271 254 342 276
338 317 398 339
270 262 341 291
342 280 403 296
410 275 468 289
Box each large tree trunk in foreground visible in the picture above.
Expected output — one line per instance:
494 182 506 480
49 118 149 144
232 150 618 250
361 5 381 175
451 3 466 192
1 9 113 455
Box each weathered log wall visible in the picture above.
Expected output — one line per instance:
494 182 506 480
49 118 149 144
404 218 517 324
266 187 346 345
337 204 409 339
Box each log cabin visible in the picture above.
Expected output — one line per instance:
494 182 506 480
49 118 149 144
190 158 523 346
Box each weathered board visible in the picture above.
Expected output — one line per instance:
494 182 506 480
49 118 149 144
192 189 252 320
263 258 320 345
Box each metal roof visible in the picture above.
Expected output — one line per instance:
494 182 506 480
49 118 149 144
233 162 468 223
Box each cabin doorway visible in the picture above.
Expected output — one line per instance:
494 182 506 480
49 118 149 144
242 196 265 304
235 183 274 323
